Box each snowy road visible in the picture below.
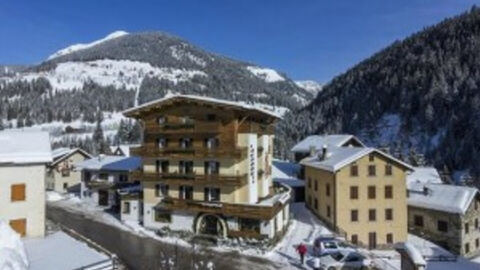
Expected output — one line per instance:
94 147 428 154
47 205 281 270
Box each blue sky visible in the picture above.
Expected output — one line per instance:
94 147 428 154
0 0 478 82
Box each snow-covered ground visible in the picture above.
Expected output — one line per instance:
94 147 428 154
24 231 111 270
246 66 285 83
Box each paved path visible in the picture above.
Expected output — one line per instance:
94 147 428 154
47 205 281 270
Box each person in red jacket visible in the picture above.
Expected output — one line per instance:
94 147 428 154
296 242 308 265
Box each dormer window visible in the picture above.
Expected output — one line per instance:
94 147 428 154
157 116 167 125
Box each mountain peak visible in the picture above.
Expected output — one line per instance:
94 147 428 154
47 30 129 60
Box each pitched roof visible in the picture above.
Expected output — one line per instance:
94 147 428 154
109 144 141 157
291 135 365 153
51 147 92 166
75 155 141 172
406 167 443 190
300 146 413 172
408 183 478 214
123 94 281 119
0 131 52 164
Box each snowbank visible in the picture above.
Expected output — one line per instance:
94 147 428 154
46 191 64 202
0 221 29 270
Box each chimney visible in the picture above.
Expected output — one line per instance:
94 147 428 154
309 145 316 157
318 144 328 160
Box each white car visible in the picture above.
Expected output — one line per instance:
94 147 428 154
316 251 371 270
313 236 355 256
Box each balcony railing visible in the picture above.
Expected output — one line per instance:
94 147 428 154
129 145 245 158
145 121 223 134
129 171 248 186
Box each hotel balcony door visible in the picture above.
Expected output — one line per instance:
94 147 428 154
368 232 377 249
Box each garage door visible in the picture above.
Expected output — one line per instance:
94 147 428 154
9 218 26 237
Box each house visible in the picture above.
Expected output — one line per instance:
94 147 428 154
291 134 365 163
0 131 52 237
110 144 140 157
46 147 92 193
407 167 480 257
301 145 412 249
123 94 291 239
77 155 142 209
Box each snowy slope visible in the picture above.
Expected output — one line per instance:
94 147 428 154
246 66 285 83
295 80 323 94
48 31 128 60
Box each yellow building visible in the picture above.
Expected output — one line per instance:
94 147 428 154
301 145 412 248
123 95 291 239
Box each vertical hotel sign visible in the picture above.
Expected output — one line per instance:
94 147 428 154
248 137 258 203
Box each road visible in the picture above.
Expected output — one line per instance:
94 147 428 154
47 205 283 270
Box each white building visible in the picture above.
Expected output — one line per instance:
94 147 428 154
46 148 91 193
76 155 142 209
0 131 52 237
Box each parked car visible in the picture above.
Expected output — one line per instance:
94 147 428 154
316 251 371 270
313 236 355 256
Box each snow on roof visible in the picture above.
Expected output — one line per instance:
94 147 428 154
51 147 92 166
110 144 141 157
291 135 364 153
75 155 141 172
0 131 52 164
408 183 478 214
406 167 443 189
123 94 281 119
395 242 426 266
300 146 412 172
272 159 304 187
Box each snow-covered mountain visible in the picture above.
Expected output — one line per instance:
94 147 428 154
295 80 323 94
0 30 313 153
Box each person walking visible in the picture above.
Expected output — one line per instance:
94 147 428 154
313 256 321 270
296 242 307 265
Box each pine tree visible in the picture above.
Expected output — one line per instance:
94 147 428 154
92 111 110 155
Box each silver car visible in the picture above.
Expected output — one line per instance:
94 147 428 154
317 251 371 270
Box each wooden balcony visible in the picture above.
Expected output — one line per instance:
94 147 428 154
129 145 245 158
144 121 223 135
129 171 247 186
156 197 285 220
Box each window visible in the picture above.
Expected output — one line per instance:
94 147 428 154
369 153 375 162
204 161 220 175
327 205 331 218
414 215 424 227
239 218 260 233
369 209 376 221
314 180 318 191
84 171 91 181
155 184 169 197
438 220 448 232
61 169 70 177
179 138 193 149
326 184 330 196
9 219 26 237
350 164 358 177
157 116 167 125
63 183 68 190
179 161 194 174
465 243 470 254
368 186 376 199
11 184 25 202
154 209 171 223
179 185 193 200
156 138 168 148
465 223 470 234
351 234 358 245
386 233 393 244
207 114 216 121
98 173 108 180
204 187 220 202
385 208 393 221
314 198 318 210
368 165 376 176
476 219 479 229
385 164 393 176
476 238 479 248
351 209 358 222
205 137 219 149
385 186 393 199
119 174 128 182
307 177 311 188
123 202 130 214
156 160 169 173
350 186 359 199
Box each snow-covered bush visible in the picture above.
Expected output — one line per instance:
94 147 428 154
0 221 29 270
